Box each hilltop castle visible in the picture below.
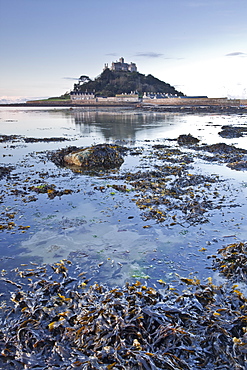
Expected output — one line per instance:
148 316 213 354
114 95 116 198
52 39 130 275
104 57 137 73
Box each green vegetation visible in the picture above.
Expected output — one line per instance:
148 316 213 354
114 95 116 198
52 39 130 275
73 69 184 97
46 92 70 101
34 93 71 102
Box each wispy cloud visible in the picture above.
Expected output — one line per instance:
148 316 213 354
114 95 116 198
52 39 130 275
163 57 184 60
225 52 247 57
135 52 164 58
63 77 78 81
134 52 184 60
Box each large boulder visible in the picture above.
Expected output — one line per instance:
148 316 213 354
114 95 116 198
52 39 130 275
63 144 124 169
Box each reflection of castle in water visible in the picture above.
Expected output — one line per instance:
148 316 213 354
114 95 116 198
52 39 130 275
71 109 177 141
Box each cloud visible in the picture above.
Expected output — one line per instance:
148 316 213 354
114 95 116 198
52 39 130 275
135 52 164 58
105 53 118 56
63 77 78 81
164 57 184 60
134 52 184 60
225 52 247 57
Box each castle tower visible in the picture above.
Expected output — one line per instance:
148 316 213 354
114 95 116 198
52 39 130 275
109 57 137 72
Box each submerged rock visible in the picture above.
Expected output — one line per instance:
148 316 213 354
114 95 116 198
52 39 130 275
177 134 199 145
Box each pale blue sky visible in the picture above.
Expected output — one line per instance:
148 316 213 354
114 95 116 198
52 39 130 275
0 0 247 102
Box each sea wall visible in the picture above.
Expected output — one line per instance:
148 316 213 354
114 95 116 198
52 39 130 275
26 100 138 107
142 97 241 106
240 99 247 106
25 97 245 108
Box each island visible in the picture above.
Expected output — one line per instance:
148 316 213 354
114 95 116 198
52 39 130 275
12 57 247 110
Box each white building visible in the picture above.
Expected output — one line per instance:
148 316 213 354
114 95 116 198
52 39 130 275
70 92 95 100
143 92 177 99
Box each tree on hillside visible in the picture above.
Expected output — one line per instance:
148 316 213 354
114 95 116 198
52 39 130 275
79 76 91 84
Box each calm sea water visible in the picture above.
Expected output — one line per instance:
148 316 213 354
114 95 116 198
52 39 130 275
0 107 247 287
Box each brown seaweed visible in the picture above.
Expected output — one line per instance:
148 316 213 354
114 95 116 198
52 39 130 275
211 242 247 282
0 260 247 369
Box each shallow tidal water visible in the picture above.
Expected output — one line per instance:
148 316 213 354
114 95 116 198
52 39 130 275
0 106 247 288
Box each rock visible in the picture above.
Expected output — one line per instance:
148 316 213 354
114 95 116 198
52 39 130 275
48 146 80 166
200 143 247 155
227 161 247 171
63 144 125 169
218 126 244 138
177 134 199 145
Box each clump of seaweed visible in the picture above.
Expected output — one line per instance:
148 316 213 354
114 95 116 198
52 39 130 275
0 134 68 144
211 242 247 281
114 168 226 226
0 166 13 180
92 142 240 226
29 183 73 199
0 260 247 369
197 143 247 164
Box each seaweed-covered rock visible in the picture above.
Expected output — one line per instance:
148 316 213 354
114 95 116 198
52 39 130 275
200 143 247 155
218 126 244 138
64 144 124 169
177 134 199 145
195 143 247 164
218 125 247 139
49 144 126 169
227 160 247 171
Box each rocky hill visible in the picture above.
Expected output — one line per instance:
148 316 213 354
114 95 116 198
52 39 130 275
72 69 184 97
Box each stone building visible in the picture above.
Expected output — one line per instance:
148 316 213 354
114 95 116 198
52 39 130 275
115 92 140 102
104 57 137 72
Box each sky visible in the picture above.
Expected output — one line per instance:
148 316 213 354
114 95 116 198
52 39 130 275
0 0 247 103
